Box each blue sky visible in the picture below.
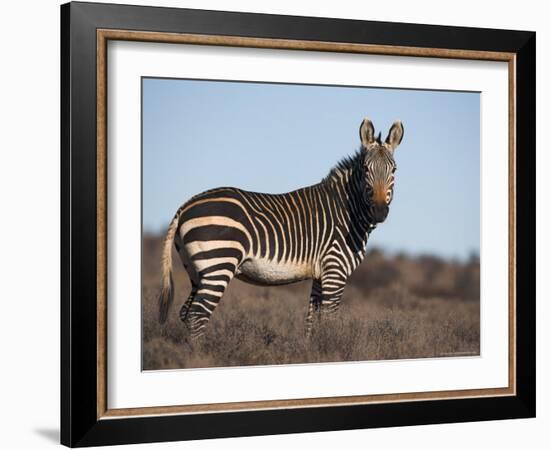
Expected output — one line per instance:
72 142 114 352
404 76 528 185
142 78 480 260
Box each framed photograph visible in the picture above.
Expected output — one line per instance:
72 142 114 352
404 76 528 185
61 1 535 447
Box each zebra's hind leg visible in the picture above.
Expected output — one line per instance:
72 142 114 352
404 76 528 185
305 280 322 337
179 282 197 323
182 271 235 339
176 240 200 324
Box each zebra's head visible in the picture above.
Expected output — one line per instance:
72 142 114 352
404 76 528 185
359 118 404 223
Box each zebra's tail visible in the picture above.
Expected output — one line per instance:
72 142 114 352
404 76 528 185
158 210 181 324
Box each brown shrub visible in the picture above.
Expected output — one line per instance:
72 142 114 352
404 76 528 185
142 236 480 370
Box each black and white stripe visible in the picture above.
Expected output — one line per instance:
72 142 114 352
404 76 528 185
158 118 404 338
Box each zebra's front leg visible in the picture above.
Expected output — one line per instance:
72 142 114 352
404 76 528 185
319 271 347 319
305 280 322 337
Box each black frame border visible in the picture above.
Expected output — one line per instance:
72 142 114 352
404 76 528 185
61 2 535 447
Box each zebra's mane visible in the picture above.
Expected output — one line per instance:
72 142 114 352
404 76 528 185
322 149 364 184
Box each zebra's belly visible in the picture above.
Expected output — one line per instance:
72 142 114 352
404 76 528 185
236 258 312 286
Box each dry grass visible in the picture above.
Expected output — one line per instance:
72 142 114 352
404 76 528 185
142 236 480 370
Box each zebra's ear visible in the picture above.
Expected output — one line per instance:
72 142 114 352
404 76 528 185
359 118 376 149
385 120 404 152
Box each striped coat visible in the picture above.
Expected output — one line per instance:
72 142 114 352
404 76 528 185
158 118 404 338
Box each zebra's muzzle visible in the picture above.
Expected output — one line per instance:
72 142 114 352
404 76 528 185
371 204 389 223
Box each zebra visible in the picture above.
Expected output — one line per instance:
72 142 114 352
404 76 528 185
158 118 404 338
